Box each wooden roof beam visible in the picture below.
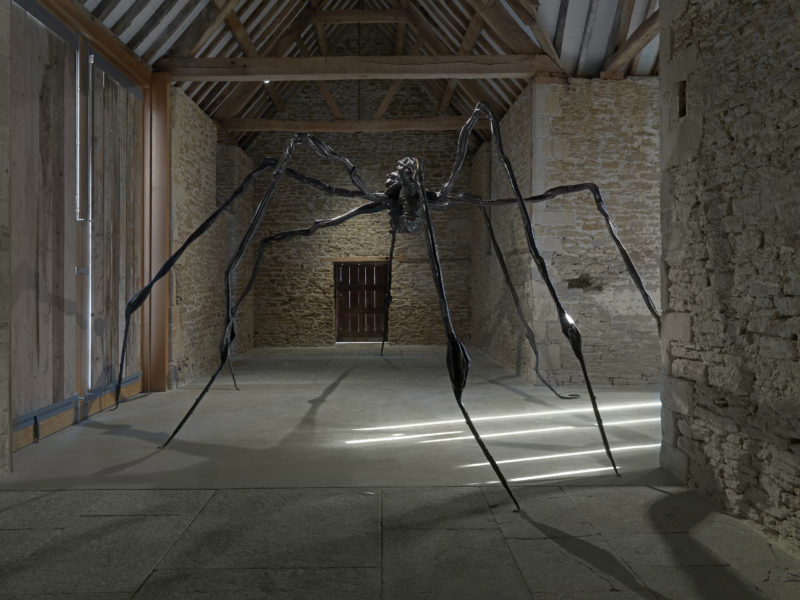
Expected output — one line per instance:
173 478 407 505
374 36 423 119
219 117 491 133
395 0 409 55
601 9 659 76
37 0 151 88
309 1 330 56
293 34 343 120
212 4 316 119
310 10 409 25
406 4 503 116
507 0 566 73
438 13 484 115
189 0 239 56
630 0 658 74
466 0 542 56
156 55 557 82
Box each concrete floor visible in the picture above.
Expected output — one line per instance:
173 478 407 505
1 345 798 599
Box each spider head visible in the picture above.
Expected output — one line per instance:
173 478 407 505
385 157 424 234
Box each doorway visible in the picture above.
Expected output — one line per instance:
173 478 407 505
334 261 389 342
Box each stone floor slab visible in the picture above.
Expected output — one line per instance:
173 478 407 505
482 485 600 539
0 490 100 529
82 489 214 520
507 536 650 595
603 532 727 567
132 568 380 600
0 515 190 594
382 529 532 600
562 486 716 534
0 595 131 599
633 565 772 600
159 489 380 569
382 487 497 530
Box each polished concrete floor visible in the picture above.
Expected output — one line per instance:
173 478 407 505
1 346 798 599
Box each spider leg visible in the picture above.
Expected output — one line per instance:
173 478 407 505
164 134 380 447
114 156 278 409
445 103 621 476
449 185 661 331
161 199 386 448
481 207 577 400
490 108 622 475
380 229 397 356
414 159 521 511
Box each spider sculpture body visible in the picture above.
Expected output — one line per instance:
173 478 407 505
114 103 661 510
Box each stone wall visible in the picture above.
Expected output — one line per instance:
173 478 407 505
216 142 257 355
471 79 661 386
169 88 224 385
0 0 10 474
246 26 472 347
660 1 800 552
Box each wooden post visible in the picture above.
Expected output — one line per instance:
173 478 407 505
145 72 170 391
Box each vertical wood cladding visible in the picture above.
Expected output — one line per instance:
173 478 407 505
89 70 143 391
9 6 77 418
0 0 11 472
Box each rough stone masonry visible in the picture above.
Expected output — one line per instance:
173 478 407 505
470 79 661 387
660 0 800 552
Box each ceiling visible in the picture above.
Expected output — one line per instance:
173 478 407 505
78 0 660 148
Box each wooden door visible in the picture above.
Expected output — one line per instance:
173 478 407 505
335 262 389 342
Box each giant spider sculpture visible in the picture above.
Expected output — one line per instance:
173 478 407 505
114 103 660 509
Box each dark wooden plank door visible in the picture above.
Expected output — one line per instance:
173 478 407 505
335 262 389 342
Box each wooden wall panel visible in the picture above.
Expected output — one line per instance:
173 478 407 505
10 5 143 424
90 70 142 391
9 6 77 418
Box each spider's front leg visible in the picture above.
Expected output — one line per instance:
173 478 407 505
441 103 624 477
113 156 279 409
162 134 381 448
413 159 521 511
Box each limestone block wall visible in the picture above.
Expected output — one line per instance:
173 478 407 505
216 142 257 355
471 80 661 386
246 26 472 347
660 1 800 551
169 88 225 385
0 0 10 474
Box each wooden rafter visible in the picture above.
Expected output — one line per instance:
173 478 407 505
394 0 409 55
126 0 182 52
601 10 659 75
310 10 409 25
630 0 658 74
294 35 344 120
507 0 566 73
188 0 240 55
156 54 557 82
606 0 635 58
575 0 598 76
553 0 569 55
374 36 423 119
309 0 330 56
37 0 151 89
466 0 542 56
406 4 503 116
438 12 483 115
213 5 314 119
219 117 491 132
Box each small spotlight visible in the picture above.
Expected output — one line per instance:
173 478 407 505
263 79 270 84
